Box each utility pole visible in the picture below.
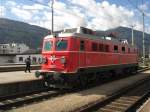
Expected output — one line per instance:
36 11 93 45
51 0 54 35
142 0 145 65
131 25 135 46
149 46 150 59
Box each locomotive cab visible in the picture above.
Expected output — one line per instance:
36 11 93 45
41 36 69 72
35 27 92 88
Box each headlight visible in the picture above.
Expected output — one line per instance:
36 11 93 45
60 56 66 64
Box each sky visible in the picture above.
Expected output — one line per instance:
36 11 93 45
0 0 150 33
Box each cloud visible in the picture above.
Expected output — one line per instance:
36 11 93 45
53 0 136 31
22 4 46 10
11 7 33 20
139 2 149 11
5 1 47 20
4 0 150 33
6 1 17 6
0 6 6 17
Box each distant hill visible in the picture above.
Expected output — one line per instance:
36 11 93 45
102 26 150 57
0 18 149 57
0 18 49 49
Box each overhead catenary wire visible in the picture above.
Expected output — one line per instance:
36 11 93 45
127 0 150 19
127 0 143 13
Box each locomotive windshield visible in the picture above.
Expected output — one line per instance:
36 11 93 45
56 40 68 51
43 41 53 51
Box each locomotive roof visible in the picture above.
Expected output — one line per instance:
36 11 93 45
45 27 119 41
44 27 135 47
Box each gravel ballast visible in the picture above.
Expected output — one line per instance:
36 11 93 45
10 70 150 112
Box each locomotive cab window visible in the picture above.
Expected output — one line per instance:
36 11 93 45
43 41 53 51
114 45 118 53
56 39 68 51
80 40 85 51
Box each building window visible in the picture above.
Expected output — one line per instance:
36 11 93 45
92 43 98 51
122 47 125 53
19 57 23 62
32 57 37 63
114 45 118 53
38 58 41 63
80 40 85 51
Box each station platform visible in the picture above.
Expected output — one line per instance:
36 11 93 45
0 65 40 72
0 70 45 97
0 70 38 84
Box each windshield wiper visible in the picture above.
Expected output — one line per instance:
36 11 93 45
57 39 63 46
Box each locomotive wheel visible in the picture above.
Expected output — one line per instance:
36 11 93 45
92 73 100 84
79 74 88 88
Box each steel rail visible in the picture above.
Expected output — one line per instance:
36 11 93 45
0 88 67 110
0 67 149 111
73 67 150 112
125 89 150 112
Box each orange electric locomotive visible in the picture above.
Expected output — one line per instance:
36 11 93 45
35 27 138 88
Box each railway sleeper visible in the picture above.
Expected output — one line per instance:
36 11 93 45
99 108 120 112
111 102 130 107
119 96 140 101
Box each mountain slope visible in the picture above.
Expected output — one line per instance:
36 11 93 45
104 26 150 57
0 18 149 57
0 18 49 48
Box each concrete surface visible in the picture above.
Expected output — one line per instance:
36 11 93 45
0 70 37 84
0 70 44 96
10 70 150 112
0 65 40 72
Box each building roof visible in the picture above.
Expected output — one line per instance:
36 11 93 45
0 48 42 56
21 49 42 54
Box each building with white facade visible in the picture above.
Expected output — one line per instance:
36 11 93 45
0 49 42 65
15 54 42 64
0 43 29 54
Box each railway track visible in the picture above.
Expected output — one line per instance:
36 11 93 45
0 67 149 111
75 73 150 112
0 88 67 111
